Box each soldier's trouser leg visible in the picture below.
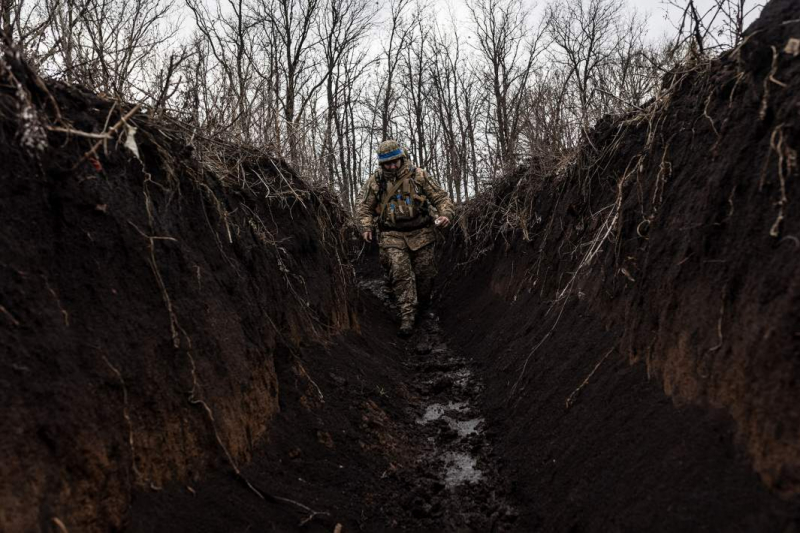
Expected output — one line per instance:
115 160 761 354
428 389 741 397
411 243 436 308
378 246 394 299
380 247 416 319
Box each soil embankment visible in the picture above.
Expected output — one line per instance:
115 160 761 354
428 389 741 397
0 62 357 530
439 0 800 530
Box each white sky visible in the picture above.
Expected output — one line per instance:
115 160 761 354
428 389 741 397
181 0 765 52
414 0 764 45
631 0 763 42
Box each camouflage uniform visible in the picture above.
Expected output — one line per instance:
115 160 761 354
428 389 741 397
356 152 454 326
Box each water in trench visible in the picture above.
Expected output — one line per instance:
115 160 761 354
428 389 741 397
359 277 517 530
405 318 517 530
416 383 486 487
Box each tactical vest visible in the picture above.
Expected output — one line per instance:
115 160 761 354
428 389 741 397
375 166 432 231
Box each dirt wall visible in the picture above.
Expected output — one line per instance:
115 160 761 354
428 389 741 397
0 68 354 530
441 0 800 512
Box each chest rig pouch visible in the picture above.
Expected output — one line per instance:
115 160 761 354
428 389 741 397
376 167 431 231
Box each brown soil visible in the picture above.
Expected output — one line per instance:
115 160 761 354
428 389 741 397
437 0 800 529
2 1 800 532
126 285 519 532
0 74 355 530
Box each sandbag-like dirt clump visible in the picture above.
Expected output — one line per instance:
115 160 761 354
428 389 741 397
440 0 800 530
0 50 355 531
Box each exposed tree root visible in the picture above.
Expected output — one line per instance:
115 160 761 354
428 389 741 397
0 304 20 326
43 276 69 327
51 517 69 533
101 355 142 483
565 348 616 410
768 124 796 237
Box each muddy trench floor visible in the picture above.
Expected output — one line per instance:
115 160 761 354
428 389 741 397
356 279 518 532
128 274 519 533
126 260 800 533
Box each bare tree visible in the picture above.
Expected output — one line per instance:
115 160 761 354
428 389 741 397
545 0 625 135
400 8 431 168
2 0 65 57
468 0 544 175
318 0 375 206
666 0 760 54
457 66 485 196
717 0 759 47
520 71 562 163
186 0 260 141
40 0 177 96
148 44 193 116
272 0 323 161
604 10 655 111
377 0 413 140
429 23 467 201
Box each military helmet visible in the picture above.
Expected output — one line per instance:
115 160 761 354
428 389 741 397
377 139 405 164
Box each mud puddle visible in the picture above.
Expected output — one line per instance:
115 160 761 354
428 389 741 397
418 402 482 438
360 277 517 531
415 365 486 487
407 316 516 528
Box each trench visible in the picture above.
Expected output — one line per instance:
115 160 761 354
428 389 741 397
347 246 800 533
123 266 530 533
5 2 800 529
358 276 518 531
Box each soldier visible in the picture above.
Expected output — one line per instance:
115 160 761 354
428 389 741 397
356 140 455 337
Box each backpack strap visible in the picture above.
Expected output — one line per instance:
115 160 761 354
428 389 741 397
384 177 407 202
376 166 430 223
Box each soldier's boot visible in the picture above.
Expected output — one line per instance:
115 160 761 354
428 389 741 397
398 314 414 337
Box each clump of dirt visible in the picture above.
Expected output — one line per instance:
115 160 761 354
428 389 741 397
438 0 800 530
0 49 355 531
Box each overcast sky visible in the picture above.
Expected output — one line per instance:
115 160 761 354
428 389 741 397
423 0 764 45
180 0 765 51
632 0 763 41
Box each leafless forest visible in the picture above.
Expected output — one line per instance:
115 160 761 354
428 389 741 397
1 0 758 208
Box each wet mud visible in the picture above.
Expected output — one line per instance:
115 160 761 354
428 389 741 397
359 277 517 532
122 273 521 533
